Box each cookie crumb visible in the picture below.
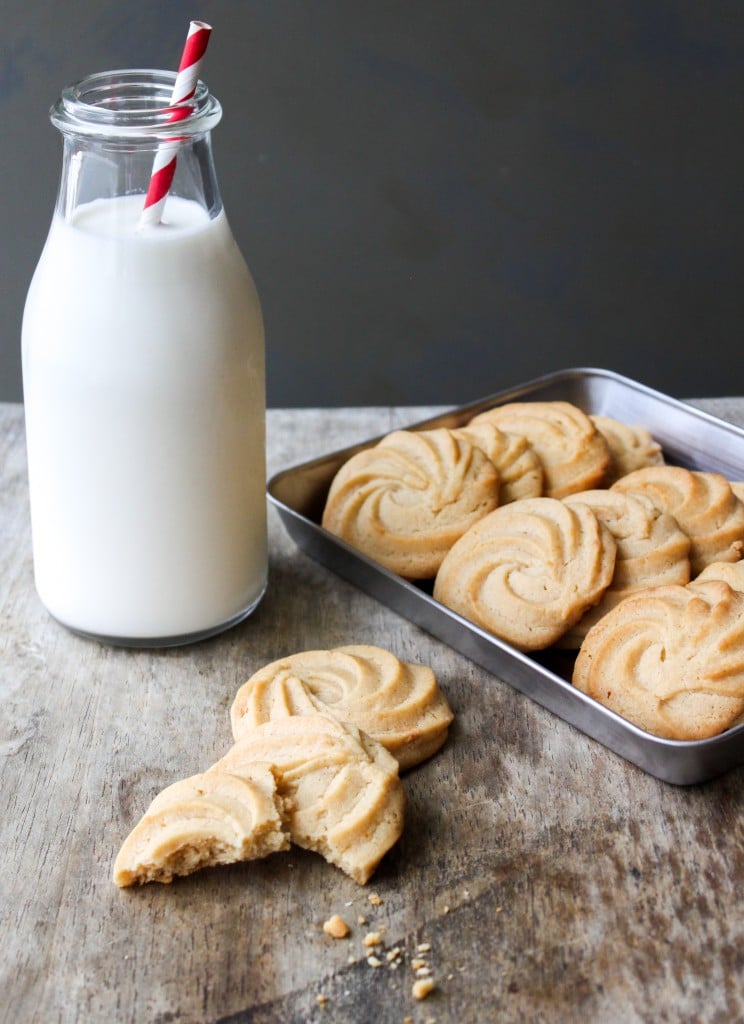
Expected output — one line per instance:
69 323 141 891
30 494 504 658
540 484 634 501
316 994 328 1006
412 978 436 1000
411 958 427 971
368 893 382 906
363 931 382 947
357 915 368 926
323 914 350 939
417 942 431 953
367 954 383 968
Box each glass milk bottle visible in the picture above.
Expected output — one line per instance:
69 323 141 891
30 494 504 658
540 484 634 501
22 70 267 646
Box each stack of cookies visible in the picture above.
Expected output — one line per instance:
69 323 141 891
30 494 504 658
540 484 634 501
114 645 453 888
322 400 744 741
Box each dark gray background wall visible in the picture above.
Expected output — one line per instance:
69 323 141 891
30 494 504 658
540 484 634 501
2 1 743 406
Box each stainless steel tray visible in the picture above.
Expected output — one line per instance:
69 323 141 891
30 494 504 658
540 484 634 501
267 367 744 785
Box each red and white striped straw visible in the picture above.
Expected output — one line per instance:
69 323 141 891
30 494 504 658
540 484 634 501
139 20 212 229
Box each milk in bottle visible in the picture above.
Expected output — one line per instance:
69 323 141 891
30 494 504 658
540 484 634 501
22 70 267 644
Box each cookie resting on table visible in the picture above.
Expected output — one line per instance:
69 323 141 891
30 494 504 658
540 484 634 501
231 644 453 771
212 713 405 885
113 765 289 887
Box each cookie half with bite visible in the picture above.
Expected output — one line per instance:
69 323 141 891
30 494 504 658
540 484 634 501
213 713 405 884
113 765 289 887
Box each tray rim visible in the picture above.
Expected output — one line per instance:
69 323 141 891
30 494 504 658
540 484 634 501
269 366 744 481
266 366 744 785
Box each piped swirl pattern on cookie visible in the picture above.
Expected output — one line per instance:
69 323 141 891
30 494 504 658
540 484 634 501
560 489 691 646
230 644 453 770
322 428 500 578
451 421 543 503
113 766 289 887
212 713 405 885
589 414 665 484
469 400 611 498
612 466 744 575
694 560 744 592
573 580 744 740
433 497 617 650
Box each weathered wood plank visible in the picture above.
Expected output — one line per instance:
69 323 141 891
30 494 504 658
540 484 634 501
1 400 743 1024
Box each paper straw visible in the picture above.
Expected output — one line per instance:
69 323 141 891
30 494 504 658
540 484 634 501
139 20 213 229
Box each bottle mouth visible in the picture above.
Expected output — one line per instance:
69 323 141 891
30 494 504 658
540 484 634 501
50 69 222 139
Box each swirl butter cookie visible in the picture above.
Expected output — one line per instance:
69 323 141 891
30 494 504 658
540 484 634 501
113 765 290 887
231 645 453 771
433 497 616 650
321 428 500 578
612 466 744 575
560 490 691 646
694 559 744 592
212 714 405 884
451 421 543 503
573 580 744 740
589 414 665 484
469 401 611 497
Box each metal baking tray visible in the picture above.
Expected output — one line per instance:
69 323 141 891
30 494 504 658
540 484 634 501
267 367 744 785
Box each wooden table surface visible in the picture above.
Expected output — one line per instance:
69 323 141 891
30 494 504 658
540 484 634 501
2 398 744 1024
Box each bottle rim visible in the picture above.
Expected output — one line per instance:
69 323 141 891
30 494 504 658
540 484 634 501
49 69 222 139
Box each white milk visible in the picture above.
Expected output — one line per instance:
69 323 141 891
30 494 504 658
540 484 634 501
22 194 267 642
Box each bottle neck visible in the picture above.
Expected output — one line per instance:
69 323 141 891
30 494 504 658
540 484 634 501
55 132 222 222
50 69 223 223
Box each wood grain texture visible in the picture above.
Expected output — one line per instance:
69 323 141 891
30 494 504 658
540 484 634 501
1 400 743 1024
